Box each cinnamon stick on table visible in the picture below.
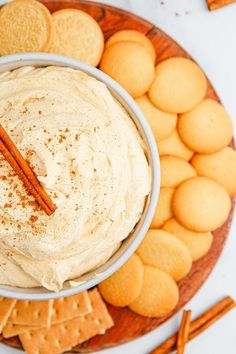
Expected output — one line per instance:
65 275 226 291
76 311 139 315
177 310 191 354
207 0 236 10
0 124 56 216
151 296 235 354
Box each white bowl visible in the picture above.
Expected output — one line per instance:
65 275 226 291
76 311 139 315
0 53 160 300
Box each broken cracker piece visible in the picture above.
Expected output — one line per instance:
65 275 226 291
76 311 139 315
0 298 16 333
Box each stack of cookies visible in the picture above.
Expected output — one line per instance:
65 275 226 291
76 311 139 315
0 0 104 67
99 37 236 318
0 290 113 353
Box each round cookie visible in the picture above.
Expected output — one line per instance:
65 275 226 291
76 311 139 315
135 95 177 141
178 99 233 153
191 147 236 196
0 0 52 55
158 130 194 161
100 42 155 98
173 176 231 232
98 254 143 307
49 9 104 66
151 187 175 228
163 218 213 261
129 265 179 317
136 230 192 281
160 156 196 188
148 57 207 113
105 29 156 62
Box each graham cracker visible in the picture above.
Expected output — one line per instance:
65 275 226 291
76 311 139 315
52 291 92 324
19 289 113 354
3 291 92 338
2 323 41 338
8 299 53 326
0 298 17 333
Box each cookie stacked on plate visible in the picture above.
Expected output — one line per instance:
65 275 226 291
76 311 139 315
99 36 236 318
0 0 104 66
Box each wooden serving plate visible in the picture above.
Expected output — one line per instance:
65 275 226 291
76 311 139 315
0 0 235 352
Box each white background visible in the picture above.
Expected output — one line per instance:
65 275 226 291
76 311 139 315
0 0 236 353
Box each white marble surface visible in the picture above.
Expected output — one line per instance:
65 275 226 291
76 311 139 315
0 0 236 353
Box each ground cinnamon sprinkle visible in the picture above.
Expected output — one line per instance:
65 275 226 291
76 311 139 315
6 251 13 257
29 215 38 223
59 134 66 143
8 170 16 178
21 107 28 114
28 200 41 211
25 150 33 158
3 203 12 209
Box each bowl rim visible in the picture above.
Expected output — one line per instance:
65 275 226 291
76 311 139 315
0 53 160 300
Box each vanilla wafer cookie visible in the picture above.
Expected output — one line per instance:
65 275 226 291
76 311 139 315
98 254 143 307
136 95 177 141
178 99 233 153
173 176 231 232
151 187 175 228
160 156 196 188
100 42 154 97
191 147 236 195
105 30 156 62
129 265 179 317
163 218 213 261
149 57 207 113
136 230 192 281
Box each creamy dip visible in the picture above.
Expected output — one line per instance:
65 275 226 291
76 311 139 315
0 66 150 291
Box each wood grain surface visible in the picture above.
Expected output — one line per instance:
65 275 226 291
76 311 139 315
0 0 235 352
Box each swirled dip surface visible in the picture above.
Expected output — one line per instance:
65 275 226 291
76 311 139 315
0 66 150 291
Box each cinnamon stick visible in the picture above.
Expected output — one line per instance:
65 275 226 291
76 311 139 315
0 125 56 215
207 0 236 10
177 310 191 354
189 300 236 341
151 296 235 354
